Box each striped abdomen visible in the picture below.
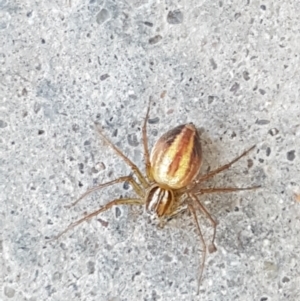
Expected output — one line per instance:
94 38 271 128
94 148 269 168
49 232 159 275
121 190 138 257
150 123 202 190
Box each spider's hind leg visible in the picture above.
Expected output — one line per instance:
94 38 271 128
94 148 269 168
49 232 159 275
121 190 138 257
196 145 256 183
66 175 144 208
95 123 149 188
142 98 153 181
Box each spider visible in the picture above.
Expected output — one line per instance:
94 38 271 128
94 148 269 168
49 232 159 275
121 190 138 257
53 101 260 292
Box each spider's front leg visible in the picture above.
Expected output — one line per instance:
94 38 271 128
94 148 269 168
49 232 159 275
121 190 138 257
51 175 145 241
51 197 144 241
187 202 207 295
189 193 217 253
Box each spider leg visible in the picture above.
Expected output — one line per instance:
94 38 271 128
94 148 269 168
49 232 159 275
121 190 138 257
94 123 149 188
196 145 256 183
187 203 206 295
190 193 217 253
142 98 153 181
50 198 144 241
66 175 144 208
157 202 188 228
195 185 261 195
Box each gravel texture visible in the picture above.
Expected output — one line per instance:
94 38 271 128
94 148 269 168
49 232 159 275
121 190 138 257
1 1 300 300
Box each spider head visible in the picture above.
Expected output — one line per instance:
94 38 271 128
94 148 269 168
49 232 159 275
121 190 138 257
145 184 175 218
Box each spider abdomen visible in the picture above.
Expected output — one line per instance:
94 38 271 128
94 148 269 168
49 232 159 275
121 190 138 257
150 123 202 190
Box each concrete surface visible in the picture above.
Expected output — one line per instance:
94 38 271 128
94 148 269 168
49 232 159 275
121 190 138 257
1 0 300 300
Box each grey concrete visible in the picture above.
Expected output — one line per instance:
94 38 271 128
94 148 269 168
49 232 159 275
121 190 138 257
1 1 300 300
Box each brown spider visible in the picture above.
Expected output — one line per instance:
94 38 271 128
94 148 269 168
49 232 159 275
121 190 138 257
53 101 260 292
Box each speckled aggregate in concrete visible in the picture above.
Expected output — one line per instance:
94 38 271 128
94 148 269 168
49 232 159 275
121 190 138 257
1 0 300 300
